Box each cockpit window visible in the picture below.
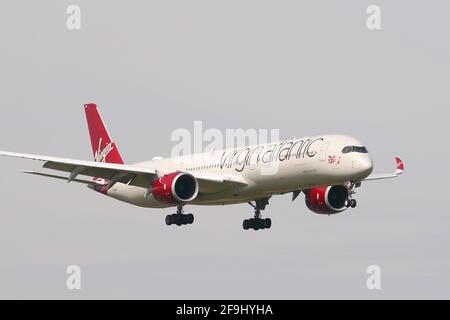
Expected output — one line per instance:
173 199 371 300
342 146 368 154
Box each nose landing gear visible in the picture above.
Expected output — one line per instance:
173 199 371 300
345 198 357 208
165 205 194 226
243 198 272 231
345 181 359 209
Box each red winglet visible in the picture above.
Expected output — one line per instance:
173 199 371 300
395 157 404 175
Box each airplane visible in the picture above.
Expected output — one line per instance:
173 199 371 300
0 104 404 231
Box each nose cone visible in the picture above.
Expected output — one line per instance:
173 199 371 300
354 155 373 179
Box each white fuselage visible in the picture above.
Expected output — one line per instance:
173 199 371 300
104 135 373 208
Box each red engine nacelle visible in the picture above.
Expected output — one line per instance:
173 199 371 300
305 185 349 215
152 172 199 204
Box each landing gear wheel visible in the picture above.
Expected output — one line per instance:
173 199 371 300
175 215 183 226
350 199 357 208
242 217 272 230
166 205 195 227
248 218 254 229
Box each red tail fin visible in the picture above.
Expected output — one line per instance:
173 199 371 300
84 103 124 164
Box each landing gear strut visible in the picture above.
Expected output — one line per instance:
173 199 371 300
165 205 194 226
243 198 272 231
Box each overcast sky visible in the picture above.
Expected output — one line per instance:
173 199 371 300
0 1 449 299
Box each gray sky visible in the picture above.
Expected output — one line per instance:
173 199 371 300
0 0 449 299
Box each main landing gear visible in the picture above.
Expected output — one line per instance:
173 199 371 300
243 198 272 231
165 205 194 226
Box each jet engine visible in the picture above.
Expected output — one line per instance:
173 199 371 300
305 185 349 215
152 172 199 204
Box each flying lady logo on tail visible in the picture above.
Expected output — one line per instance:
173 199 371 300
94 138 114 163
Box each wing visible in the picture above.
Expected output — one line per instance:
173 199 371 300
0 151 247 193
364 157 404 181
0 151 157 188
